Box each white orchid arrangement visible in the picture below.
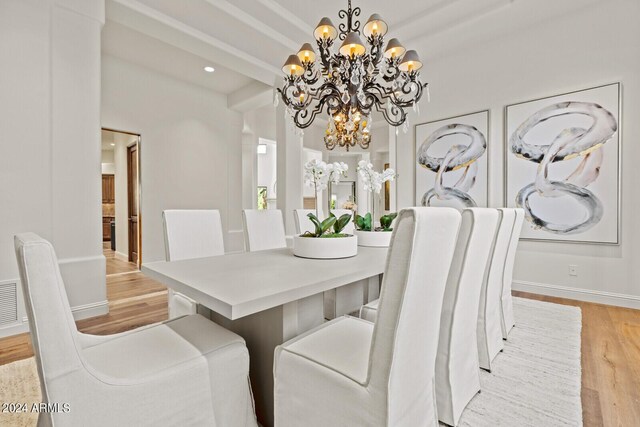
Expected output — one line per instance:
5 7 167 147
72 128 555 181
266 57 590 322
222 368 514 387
356 160 398 232
357 160 396 194
302 159 352 237
303 159 349 194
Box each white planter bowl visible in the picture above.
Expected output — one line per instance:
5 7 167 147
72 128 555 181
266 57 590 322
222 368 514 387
355 230 393 247
292 235 358 259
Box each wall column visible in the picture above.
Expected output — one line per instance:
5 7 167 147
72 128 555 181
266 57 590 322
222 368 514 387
275 86 304 234
0 0 107 338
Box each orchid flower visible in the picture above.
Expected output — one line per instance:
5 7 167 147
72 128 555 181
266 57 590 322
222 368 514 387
357 160 396 195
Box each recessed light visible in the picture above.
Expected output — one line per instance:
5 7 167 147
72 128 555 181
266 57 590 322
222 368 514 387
204 66 215 73
110 143 115 146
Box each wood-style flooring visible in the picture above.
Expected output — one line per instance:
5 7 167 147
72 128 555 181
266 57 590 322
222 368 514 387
0 252 637 426
103 242 138 275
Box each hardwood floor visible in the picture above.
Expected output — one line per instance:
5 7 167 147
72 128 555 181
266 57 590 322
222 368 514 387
0 269 637 426
103 242 138 275
513 291 640 426
0 248 167 367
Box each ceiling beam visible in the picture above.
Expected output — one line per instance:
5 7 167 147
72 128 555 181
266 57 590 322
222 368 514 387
203 0 300 51
227 81 274 112
107 0 281 85
255 0 314 35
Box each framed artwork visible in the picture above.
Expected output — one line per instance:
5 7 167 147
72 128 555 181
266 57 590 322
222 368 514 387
504 82 621 244
384 163 390 211
415 110 489 209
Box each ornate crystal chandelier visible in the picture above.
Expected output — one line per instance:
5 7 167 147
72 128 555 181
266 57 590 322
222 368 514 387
324 110 371 151
277 0 427 150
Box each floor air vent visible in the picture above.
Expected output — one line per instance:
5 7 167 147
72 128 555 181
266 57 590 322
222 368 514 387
0 282 18 326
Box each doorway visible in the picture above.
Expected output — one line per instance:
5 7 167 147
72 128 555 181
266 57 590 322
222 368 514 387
100 128 141 273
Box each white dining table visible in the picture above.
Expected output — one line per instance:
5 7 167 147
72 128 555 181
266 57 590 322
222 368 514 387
142 246 387 426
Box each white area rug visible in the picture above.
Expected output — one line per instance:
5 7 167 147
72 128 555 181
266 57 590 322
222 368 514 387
0 357 41 427
455 297 583 426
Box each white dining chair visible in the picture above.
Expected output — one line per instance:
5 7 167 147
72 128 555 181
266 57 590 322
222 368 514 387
274 208 461 426
435 208 500 426
14 233 257 427
242 209 287 251
293 208 325 235
477 208 516 371
500 208 525 339
163 209 225 318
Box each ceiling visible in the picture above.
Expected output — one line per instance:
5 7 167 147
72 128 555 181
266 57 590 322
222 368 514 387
104 0 600 111
101 129 138 151
102 20 254 94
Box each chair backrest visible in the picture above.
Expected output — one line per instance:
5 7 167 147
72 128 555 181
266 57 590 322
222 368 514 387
14 233 83 407
329 209 355 234
488 209 516 298
476 209 516 360
242 209 287 251
163 210 225 261
368 208 461 423
293 209 325 235
503 208 524 288
435 209 499 379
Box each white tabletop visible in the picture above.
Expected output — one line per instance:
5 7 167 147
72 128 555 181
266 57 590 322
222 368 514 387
142 247 388 320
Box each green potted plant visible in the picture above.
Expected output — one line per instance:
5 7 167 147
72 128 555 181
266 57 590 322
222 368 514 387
354 160 398 247
292 159 358 259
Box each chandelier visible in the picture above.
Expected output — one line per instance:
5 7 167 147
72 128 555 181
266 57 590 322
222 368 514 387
277 0 427 150
324 111 370 151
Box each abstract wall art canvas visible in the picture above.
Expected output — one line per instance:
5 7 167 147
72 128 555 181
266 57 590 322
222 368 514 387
505 83 620 244
415 110 489 209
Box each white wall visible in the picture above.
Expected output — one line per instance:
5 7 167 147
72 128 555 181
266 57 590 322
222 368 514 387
0 0 107 337
101 55 244 258
395 0 640 306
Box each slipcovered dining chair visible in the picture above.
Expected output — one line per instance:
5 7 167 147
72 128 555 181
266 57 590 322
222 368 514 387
477 208 516 371
14 233 257 427
274 208 461 426
163 209 225 318
293 208 325 235
435 208 500 426
500 208 525 339
242 209 287 251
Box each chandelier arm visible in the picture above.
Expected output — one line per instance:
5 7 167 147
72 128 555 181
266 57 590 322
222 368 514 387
301 63 320 85
382 58 402 82
293 92 341 129
278 81 311 110
366 81 423 108
316 38 334 72
372 97 406 127
366 35 384 68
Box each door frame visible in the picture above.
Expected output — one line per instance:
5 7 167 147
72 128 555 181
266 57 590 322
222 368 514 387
102 127 142 267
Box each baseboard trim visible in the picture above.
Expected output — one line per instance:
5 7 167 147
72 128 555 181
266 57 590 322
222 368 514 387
512 280 640 309
114 251 129 262
71 299 109 320
21 300 109 324
1 300 109 339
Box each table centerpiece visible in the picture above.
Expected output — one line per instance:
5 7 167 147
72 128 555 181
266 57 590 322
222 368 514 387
354 160 398 247
293 159 358 259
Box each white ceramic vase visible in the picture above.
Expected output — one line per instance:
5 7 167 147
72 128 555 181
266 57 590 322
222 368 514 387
354 230 393 247
292 235 358 259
